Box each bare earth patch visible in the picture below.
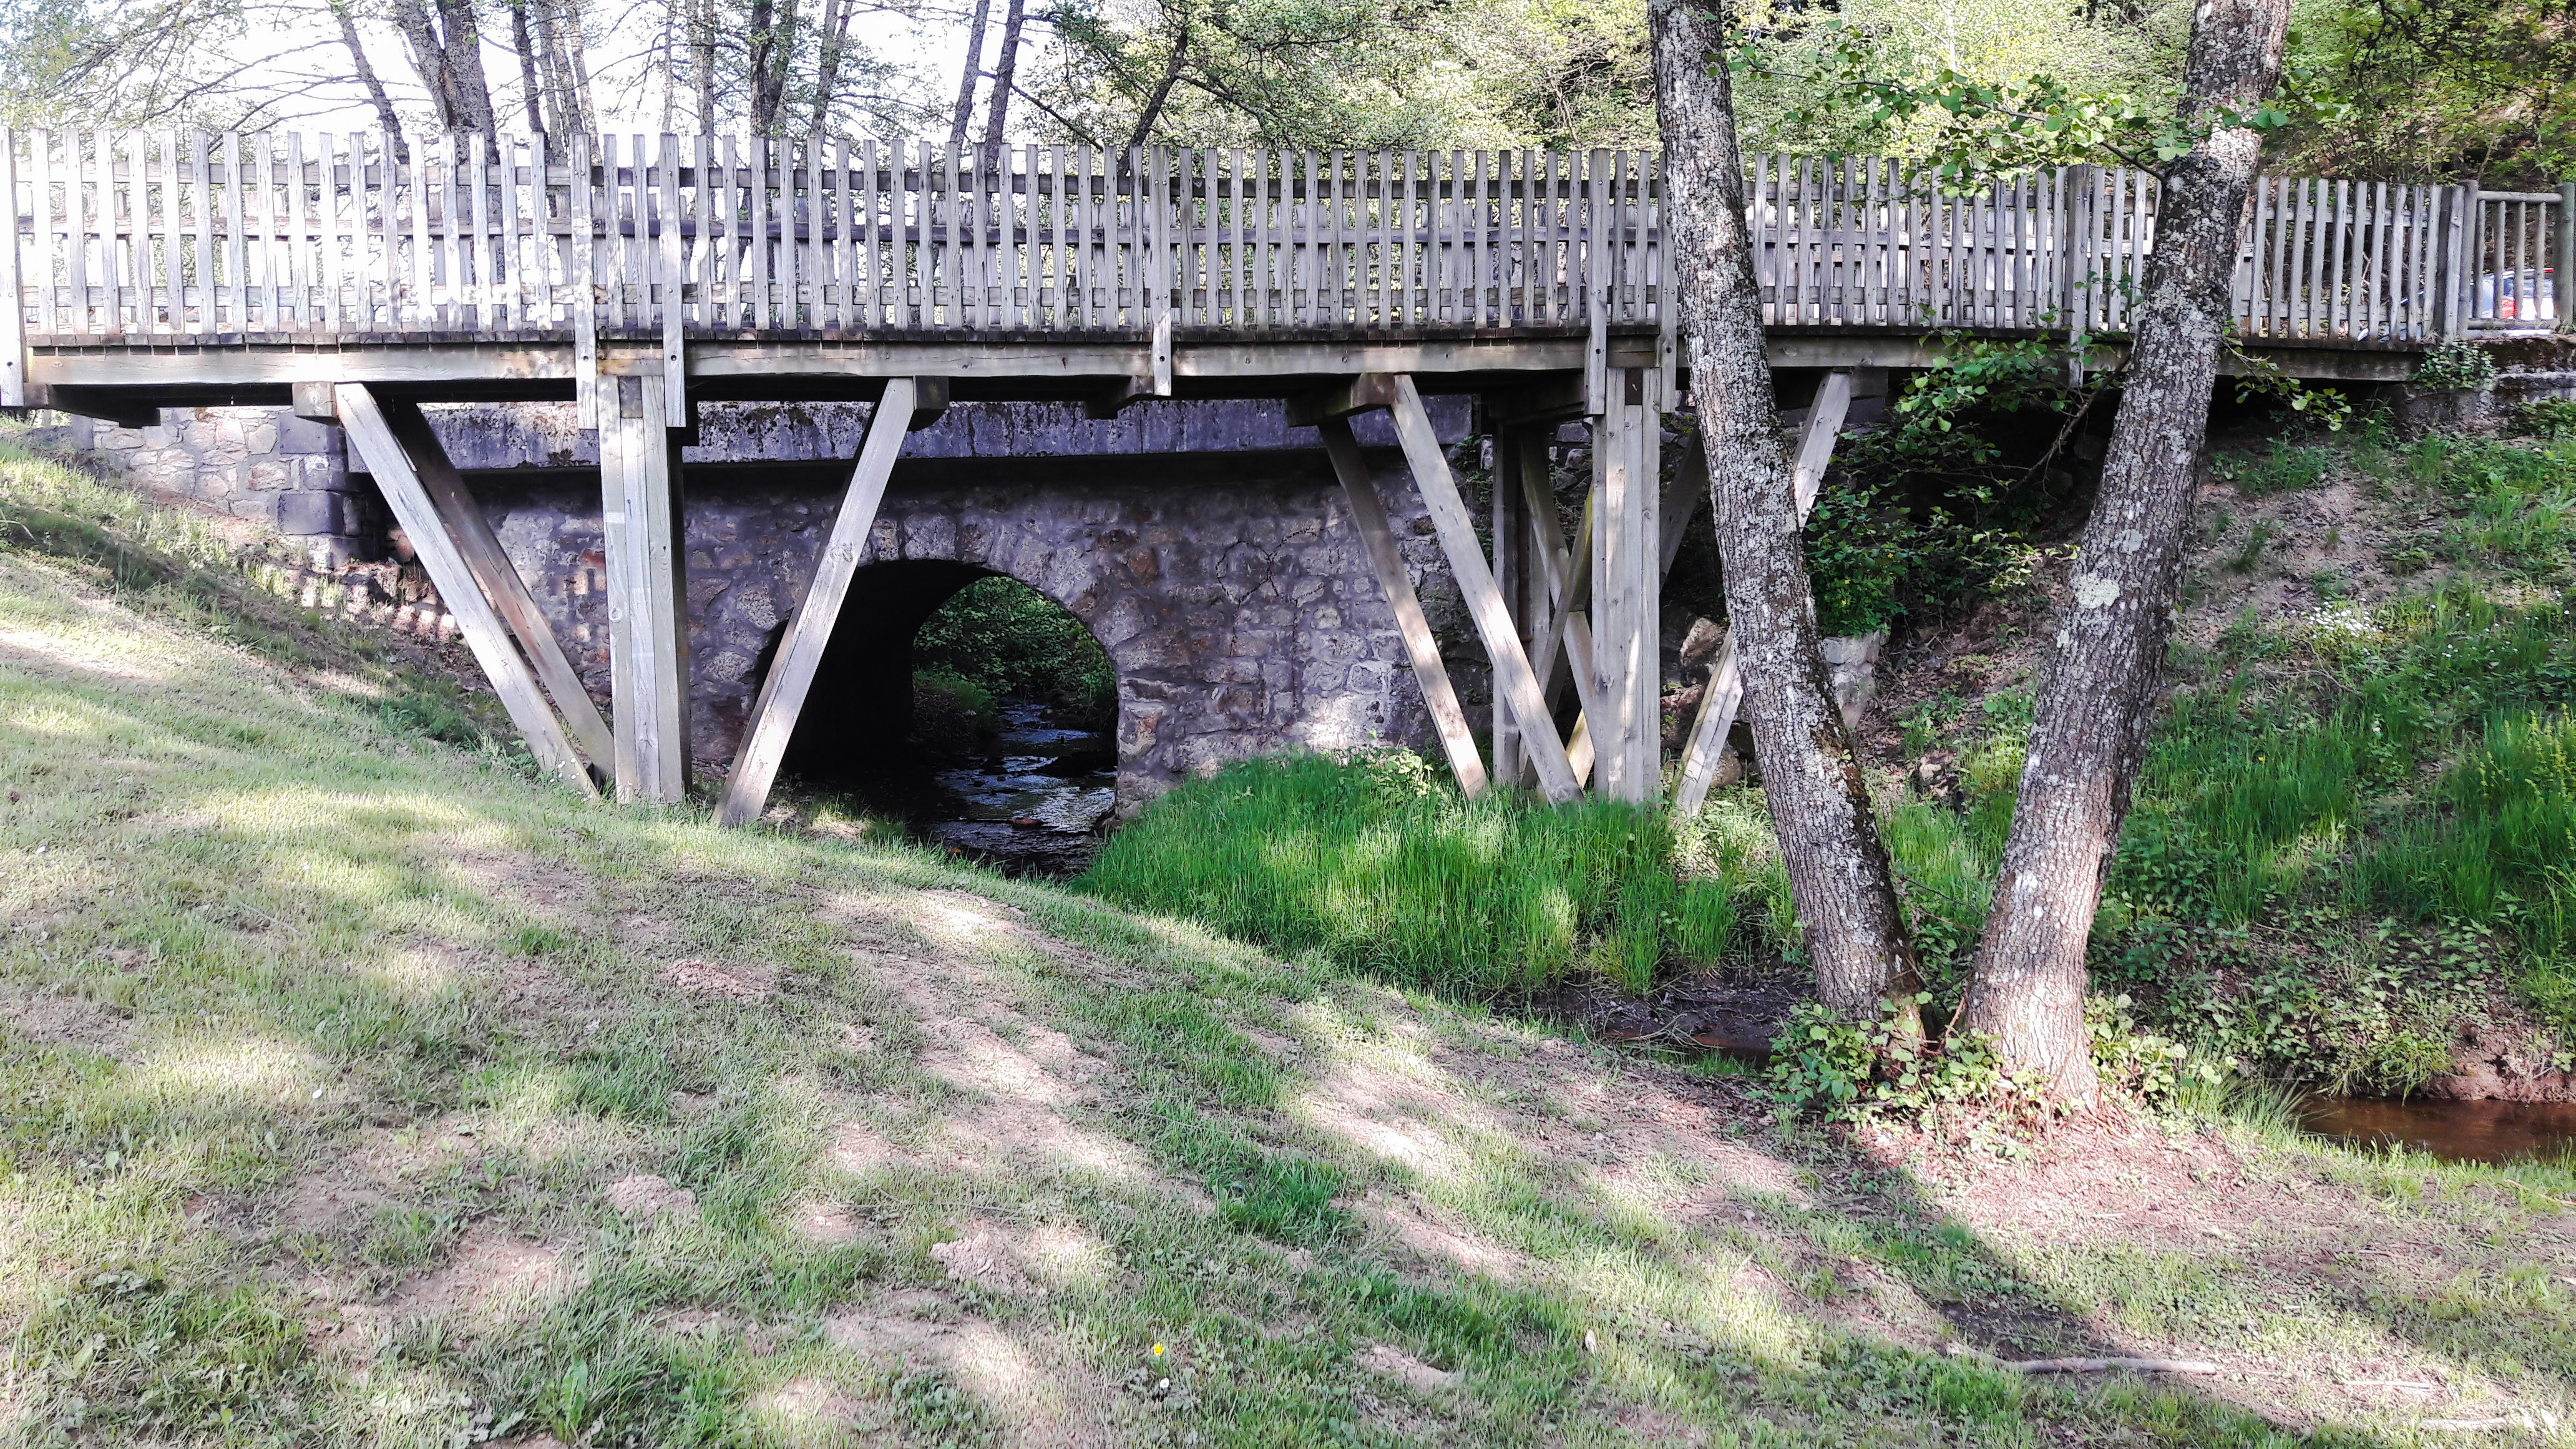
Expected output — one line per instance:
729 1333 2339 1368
661 959 776 1002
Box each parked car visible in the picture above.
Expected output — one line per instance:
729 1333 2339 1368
2476 267 2558 327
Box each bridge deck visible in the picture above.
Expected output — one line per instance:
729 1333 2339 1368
4 134 2562 413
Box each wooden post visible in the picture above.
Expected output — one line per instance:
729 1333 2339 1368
1385 373 1581 802
378 398 615 771
331 383 599 798
2557 182 2574 334
1315 414 1488 797
715 376 926 827
600 364 690 804
1672 370 1855 817
0 130 22 406
1589 365 1661 802
1490 425 1527 786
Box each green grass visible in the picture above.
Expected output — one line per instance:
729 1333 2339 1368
1077 751 1764 995
17 431 2576 1445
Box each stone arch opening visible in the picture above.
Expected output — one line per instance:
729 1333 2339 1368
773 557 1121 876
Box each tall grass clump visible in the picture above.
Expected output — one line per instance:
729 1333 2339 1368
1078 751 1760 994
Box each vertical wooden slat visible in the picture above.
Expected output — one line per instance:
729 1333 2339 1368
222 131 248 334
71 127 93 335
92 129 118 336
317 132 341 334
497 134 520 331
124 129 149 334
164 131 190 334
660 132 683 413
27 131 52 339
572 132 597 423
0 132 21 396
859 138 879 329
749 134 772 329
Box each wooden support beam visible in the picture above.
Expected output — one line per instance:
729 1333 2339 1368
1317 414 1488 798
1487 375 1589 431
1590 366 1661 803
599 370 690 804
715 377 922 827
1082 377 1156 419
1491 428 1527 786
291 381 336 423
1387 374 1581 803
378 397 616 773
1286 372 1402 427
903 375 952 431
33 385 160 429
1673 370 1855 817
331 384 599 798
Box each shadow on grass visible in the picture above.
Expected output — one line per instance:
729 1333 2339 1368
0 493 2525 1447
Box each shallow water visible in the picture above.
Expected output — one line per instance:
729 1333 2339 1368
2300 1095 2576 1164
825 700 1117 878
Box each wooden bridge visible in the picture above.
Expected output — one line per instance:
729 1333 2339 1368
1 131 2564 818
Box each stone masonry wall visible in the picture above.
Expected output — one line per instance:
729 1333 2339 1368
473 449 1479 809
55 408 376 565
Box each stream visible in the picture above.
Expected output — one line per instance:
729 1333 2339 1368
832 700 1118 879
2299 1096 2576 1165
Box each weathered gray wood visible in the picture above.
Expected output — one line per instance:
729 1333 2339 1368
1386 373 1579 801
715 376 921 827
1315 414 1488 797
0 134 20 404
379 396 615 771
1590 366 1662 801
332 383 598 796
599 367 689 803
1672 369 1853 817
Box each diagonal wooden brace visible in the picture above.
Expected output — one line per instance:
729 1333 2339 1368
1672 369 1856 817
715 377 926 827
332 383 600 798
376 398 615 773
1386 374 1581 802
1316 416 1488 797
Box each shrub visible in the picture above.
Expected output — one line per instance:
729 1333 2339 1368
911 668 997 752
2414 339 2499 391
1078 752 1768 994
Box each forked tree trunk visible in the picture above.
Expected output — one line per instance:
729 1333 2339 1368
1649 0 1925 1031
1959 0 2293 1098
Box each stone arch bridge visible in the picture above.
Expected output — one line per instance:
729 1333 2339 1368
7 132 2550 819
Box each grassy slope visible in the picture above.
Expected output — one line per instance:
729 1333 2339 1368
5 448 2576 1448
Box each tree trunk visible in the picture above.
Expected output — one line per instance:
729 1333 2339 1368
1123 26 1190 152
692 0 716 135
949 0 994 147
1648 0 1924 1031
747 0 800 134
1958 0 2292 1098
809 0 852 132
981 0 1030 146
390 0 499 137
510 0 548 133
556 0 598 135
328 0 408 159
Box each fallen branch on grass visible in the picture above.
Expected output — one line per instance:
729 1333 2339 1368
1946 1344 2217 1375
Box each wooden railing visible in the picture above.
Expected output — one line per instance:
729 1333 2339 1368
0 131 2563 364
